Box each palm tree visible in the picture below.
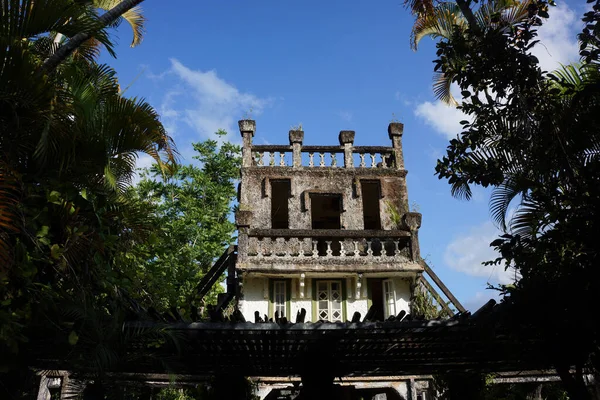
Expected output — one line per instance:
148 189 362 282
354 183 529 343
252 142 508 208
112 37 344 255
410 0 532 104
0 1 177 390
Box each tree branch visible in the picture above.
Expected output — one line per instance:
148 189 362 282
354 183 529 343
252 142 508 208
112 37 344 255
39 0 145 75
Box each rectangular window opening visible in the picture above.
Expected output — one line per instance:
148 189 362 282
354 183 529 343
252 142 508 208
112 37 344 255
271 180 291 229
361 180 382 230
310 193 342 229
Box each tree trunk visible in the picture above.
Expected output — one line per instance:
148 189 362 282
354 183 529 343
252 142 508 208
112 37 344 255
39 0 145 74
453 0 480 33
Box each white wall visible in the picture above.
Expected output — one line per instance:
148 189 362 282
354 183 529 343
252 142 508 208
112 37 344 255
240 276 413 322
240 277 269 322
346 298 369 321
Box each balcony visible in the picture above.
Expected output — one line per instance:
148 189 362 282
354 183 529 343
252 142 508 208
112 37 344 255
237 229 422 273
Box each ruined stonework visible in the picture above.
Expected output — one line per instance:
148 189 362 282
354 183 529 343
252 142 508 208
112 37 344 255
235 120 423 323
235 120 427 398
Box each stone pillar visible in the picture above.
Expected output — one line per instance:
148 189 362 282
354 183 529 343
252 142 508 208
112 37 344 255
339 130 355 168
404 212 422 261
238 119 255 168
388 122 404 170
289 129 304 168
235 210 253 264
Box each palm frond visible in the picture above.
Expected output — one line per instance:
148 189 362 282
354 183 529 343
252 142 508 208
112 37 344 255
489 175 528 232
450 178 473 200
412 2 464 49
509 194 547 240
93 0 146 47
404 0 436 17
433 71 458 105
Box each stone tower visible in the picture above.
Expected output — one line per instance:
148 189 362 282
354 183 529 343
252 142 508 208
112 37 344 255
235 120 424 323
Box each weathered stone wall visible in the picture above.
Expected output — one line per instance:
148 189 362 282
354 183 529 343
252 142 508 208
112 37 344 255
239 168 409 231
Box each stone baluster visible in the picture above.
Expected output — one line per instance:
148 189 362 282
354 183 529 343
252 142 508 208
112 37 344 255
340 241 346 257
388 122 405 170
366 239 373 257
257 152 264 166
319 152 325 167
339 130 355 168
370 153 376 168
269 152 275 166
325 241 333 258
239 120 255 168
279 152 286 166
381 154 388 168
330 152 337 167
353 241 360 258
309 152 314 167
289 130 304 168
394 239 401 258
359 153 366 167
312 240 319 258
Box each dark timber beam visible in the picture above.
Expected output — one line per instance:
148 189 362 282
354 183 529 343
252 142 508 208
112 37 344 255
420 260 466 313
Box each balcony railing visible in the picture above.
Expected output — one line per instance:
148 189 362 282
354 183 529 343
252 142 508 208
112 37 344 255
242 229 412 263
250 145 396 169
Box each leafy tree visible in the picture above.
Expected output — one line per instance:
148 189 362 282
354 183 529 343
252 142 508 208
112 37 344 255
0 0 178 397
121 133 241 315
405 0 600 398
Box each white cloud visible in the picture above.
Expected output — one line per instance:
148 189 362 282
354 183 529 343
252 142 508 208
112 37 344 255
166 58 271 141
463 290 501 313
414 4 581 139
444 221 518 285
414 100 468 139
533 3 581 72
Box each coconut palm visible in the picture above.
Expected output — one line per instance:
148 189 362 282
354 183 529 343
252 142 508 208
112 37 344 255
410 0 533 104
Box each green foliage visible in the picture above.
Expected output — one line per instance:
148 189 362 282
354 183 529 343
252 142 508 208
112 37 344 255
0 0 185 396
406 0 600 397
412 284 448 319
156 387 200 400
121 133 241 314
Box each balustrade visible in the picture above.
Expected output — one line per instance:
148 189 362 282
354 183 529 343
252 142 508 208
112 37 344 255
246 230 411 262
251 145 395 169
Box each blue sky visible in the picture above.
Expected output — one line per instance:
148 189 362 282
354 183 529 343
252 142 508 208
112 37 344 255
103 0 584 311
